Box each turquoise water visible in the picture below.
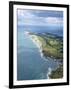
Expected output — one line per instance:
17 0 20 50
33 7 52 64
17 28 60 80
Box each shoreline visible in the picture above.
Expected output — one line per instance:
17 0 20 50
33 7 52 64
29 34 53 79
47 67 52 79
24 31 62 61
28 33 63 79
24 31 63 79
28 34 60 61
29 34 45 60
24 31 63 60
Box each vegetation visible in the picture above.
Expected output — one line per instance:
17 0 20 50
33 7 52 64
36 33 63 60
30 32 63 79
49 65 63 79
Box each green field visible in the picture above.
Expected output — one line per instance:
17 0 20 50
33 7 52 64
36 33 63 60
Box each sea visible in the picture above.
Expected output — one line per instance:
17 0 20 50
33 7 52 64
17 26 63 80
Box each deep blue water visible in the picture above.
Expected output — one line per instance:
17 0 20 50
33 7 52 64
17 26 62 80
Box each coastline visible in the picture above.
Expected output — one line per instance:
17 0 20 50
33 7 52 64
47 67 52 79
29 34 45 60
24 31 62 61
29 34 53 79
24 31 50 61
24 31 53 79
24 31 63 79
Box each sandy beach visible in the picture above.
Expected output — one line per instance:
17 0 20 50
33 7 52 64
29 34 44 58
24 31 44 57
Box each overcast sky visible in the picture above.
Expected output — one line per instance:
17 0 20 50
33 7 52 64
17 9 63 27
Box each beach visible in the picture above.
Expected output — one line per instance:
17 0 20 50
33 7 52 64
24 31 44 58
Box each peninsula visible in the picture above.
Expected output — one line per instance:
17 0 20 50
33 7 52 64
24 31 63 79
28 32 63 61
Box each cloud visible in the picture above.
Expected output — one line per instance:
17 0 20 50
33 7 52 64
45 17 63 25
17 10 63 26
18 10 35 18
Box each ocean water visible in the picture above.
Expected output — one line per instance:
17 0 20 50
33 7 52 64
17 26 62 80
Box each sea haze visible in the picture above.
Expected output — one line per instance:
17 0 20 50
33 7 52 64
18 25 63 37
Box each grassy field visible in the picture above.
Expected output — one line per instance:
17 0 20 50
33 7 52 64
36 33 63 60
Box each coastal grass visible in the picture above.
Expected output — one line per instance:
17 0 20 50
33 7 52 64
36 34 63 60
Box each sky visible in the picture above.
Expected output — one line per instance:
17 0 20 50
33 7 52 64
17 9 63 27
